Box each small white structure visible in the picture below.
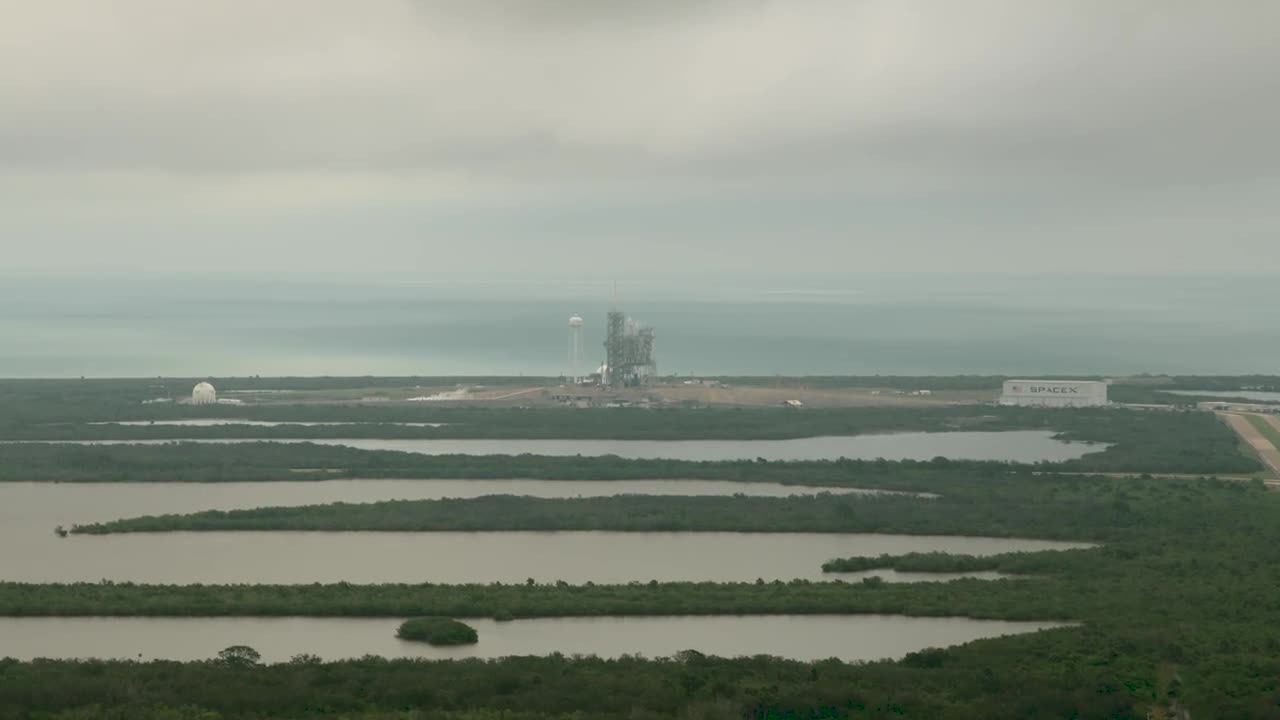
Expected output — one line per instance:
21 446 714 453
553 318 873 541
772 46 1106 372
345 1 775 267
191 382 218 406
1000 380 1108 408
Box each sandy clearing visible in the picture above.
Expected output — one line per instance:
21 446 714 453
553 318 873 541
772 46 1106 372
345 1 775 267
637 385 994 408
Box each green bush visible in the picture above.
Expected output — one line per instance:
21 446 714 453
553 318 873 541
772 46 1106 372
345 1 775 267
396 618 479 646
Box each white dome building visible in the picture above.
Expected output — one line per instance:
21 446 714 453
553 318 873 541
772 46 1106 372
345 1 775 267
192 382 217 405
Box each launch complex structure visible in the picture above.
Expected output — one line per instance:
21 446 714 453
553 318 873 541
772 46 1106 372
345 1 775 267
603 310 656 387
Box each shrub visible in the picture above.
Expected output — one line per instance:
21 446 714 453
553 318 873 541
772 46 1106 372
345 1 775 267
216 645 261 666
396 617 479 646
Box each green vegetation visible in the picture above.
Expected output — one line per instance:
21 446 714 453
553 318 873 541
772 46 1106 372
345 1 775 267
0 444 1006 484
2 636 1243 720
8 376 1280 717
1108 376 1280 406
0 406 1260 483
216 645 262 667
818 549 1113 575
1111 386 1278 407
68 487 1113 539
0 575 1082 620
0 384 1020 432
5 474 1280 716
0 441 1025 485
1164 375 1280 392
823 552 1009 574
68 455 1249 541
2 404 1086 440
0 398 1242 446
397 617 479 646
1104 385 1193 405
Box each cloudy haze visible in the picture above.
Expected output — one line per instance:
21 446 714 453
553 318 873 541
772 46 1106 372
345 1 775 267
2 1 1277 274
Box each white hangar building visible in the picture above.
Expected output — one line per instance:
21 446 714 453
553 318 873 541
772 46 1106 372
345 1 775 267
999 380 1108 408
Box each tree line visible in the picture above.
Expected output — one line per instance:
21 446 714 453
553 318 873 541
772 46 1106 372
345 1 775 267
65 489 1118 539
2 632 1221 720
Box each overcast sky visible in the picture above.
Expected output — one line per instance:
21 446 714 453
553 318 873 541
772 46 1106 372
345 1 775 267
2 1 1277 275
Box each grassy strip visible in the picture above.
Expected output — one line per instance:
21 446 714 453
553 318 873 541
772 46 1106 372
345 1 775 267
1245 413 1280 451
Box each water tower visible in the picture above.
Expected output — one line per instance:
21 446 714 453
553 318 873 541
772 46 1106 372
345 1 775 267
568 315 585 383
192 381 217 405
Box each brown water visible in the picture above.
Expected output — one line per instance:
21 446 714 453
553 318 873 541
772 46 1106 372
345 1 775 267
0 479 1085 660
26 430 1103 462
3 478 890 523
0 480 1089 584
7 530 1087 584
0 615 1074 663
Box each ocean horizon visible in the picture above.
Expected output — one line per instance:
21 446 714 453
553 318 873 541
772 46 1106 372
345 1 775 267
2 272 1276 379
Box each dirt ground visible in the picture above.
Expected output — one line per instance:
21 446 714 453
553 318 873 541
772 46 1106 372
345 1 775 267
643 384 993 408
241 382 998 408
463 383 995 408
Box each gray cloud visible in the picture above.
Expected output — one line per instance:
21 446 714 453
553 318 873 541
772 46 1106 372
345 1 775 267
1 0 1277 273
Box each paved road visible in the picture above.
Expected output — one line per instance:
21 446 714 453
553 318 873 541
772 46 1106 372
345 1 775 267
1220 412 1280 477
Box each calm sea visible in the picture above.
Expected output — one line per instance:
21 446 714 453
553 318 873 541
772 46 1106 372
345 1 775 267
1 273 1275 378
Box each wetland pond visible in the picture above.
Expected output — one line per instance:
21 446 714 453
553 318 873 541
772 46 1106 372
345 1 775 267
1 479 1090 584
0 478 1089 661
5 528 1089 584
31 430 1103 462
0 615 1074 663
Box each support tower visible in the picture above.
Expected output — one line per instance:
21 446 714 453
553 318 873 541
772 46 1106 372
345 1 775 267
603 309 656 387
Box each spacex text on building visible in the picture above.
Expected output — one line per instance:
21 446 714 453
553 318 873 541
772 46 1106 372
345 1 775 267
1000 380 1108 408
